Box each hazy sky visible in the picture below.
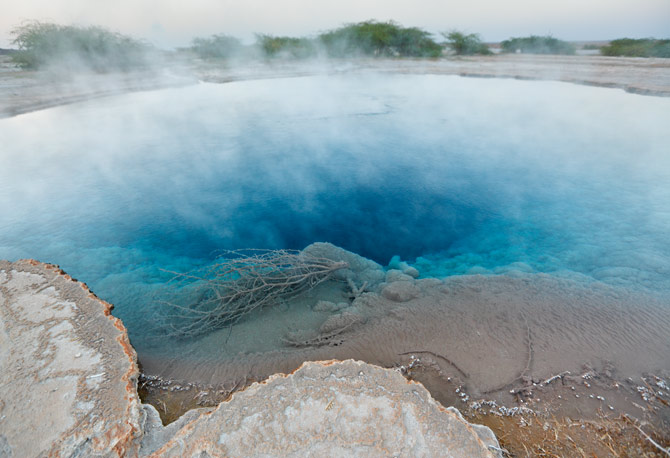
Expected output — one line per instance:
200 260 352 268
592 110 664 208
2 0 669 49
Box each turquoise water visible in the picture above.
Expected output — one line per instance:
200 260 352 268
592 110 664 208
1 74 669 350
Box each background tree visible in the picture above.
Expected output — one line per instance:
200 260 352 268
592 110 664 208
500 35 575 55
600 38 670 58
319 21 442 58
11 21 150 71
190 34 242 60
255 34 316 59
442 31 491 55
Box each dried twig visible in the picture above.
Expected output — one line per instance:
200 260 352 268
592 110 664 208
641 376 670 407
542 371 571 386
155 249 348 339
346 278 368 299
622 414 670 456
282 319 359 348
487 444 510 455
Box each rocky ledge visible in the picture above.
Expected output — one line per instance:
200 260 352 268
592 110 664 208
0 259 144 456
0 259 501 457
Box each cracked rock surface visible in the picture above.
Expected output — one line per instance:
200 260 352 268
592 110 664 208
0 259 143 457
147 360 501 457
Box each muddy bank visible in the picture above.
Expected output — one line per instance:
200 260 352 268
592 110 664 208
1 54 669 119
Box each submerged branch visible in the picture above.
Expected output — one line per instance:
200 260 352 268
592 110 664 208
154 249 348 339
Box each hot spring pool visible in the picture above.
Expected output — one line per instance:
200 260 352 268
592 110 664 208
1 74 669 365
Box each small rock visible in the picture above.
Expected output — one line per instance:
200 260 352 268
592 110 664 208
303 243 385 287
313 300 341 312
402 266 420 278
381 282 420 302
385 269 414 283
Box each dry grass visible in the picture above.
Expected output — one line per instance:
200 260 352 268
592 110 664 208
472 412 670 457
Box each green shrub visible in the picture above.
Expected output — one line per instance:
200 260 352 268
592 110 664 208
600 38 670 58
318 21 442 58
442 31 491 55
501 35 575 55
191 21 442 61
255 34 316 59
190 34 242 59
11 21 150 71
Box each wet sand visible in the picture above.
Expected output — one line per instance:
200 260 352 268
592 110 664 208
140 273 670 390
138 272 670 454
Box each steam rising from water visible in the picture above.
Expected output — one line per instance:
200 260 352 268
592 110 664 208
1 74 669 348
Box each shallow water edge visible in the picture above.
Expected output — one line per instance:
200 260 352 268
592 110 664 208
133 243 670 455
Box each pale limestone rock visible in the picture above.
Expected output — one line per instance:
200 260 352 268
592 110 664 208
303 242 385 288
312 300 348 312
385 269 415 283
381 281 421 302
149 360 501 457
139 404 207 456
0 260 142 457
387 257 420 278
403 266 420 278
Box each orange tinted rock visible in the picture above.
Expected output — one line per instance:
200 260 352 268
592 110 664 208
149 360 501 457
0 260 142 457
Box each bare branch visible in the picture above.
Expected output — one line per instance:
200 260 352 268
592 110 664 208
154 249 348 339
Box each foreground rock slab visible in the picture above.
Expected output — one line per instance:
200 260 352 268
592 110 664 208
0 260 143 457
146 359 501 457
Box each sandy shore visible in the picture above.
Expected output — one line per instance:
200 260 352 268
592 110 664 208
365 55 670 96
1 54 669 119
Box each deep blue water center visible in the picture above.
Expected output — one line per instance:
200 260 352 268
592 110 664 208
1 74 669 348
